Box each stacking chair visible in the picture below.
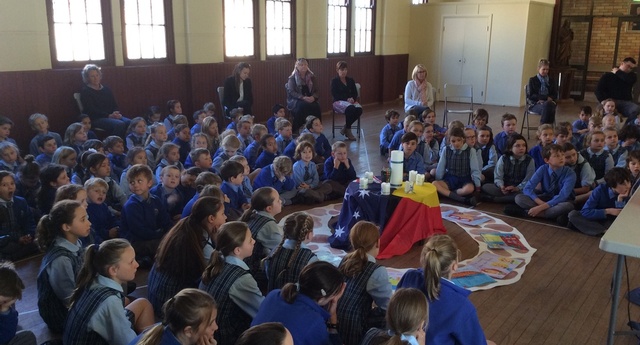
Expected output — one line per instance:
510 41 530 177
332 83 362 139
442 84 473 126
520 84 540 139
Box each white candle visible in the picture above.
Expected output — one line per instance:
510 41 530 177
381 182 391 195
409 170 418 182
404 181 411 193
366 171 374 183
416 174 425 186
389 150 404 188
359 178 368 189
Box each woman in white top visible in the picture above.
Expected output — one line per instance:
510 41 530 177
404 64 434 117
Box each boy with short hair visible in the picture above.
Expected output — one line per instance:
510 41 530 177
433 127 481 206
181 170 222 218
28 113 63 156
388 115 416 152
0 261 37 345
562 142 595 205
84 178 119 245
567 167 630 235
166 114 188 142
275 120 293 155
236 115 254 152
104 135 127 181
379 109 401 156
35 135 58 167
78 114 98 140
324 141 357 195
225 107 244 131
0 172 38 261
244 124 268 169
120 164 171 267
220 160 251 216
494 113 518 155
401 132 426 175
572 106 592 136
190 109 207 135
0 117 16 147
303 116 332 160
554 123 571 146
253 156 297 205
267 104 286 135
150 165 184 223
172 123 192 164
190 148 213 171
212 135 242 173
229 155 255 200
507 144 576 225
255 134 279 169
177 166 202 202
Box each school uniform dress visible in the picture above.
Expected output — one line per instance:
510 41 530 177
477 144 497 181
398 269 488 345
64 275 136 345
245 211 282 290
145 141 162 170
125 133 147 150
435 143 481 190
568 183 628 236
515 164 576 219
379 123 401 155
199 256 264 345
37 237 83 334
254 151 279 169
252 290 342 345
276 135 293 157
481 154 535 203
29 131 64 157
580 148 614 184
337 254 392 345
147 264 199 318
493 131 510 156
243 141 261 169
264 240 318 292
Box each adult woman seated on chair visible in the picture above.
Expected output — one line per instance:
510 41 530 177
527 59 558 125
79 64 131 138
404 64 434 117
331 61 362 141
286 58 321 134
223 62 253 116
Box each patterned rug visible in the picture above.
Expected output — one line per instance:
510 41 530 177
279 202 536 291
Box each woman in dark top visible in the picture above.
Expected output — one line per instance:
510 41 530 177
331 61 362 141
223 62 254 116
79 64 130 138
527 59 558 125
286 58 322 134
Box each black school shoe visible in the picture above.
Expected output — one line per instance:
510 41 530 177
504 205 527 217
556 213 569 227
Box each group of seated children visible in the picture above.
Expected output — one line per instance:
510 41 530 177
379 101 640 236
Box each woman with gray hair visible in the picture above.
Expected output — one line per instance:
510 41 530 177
286 58 322 134
79 64 130 137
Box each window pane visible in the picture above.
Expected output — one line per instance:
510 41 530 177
124 0 138 24
85 0 102 23
52 0 70 23
126 25 141 59
139 0 152 25
354 0 374 53
54 24 73 61
87 24 105 60
51 0 106 63
327 0 348 54
123 0 169 60
225 0 256 58
153 26 167 58
266 0 292 56
152 0 165 25
69 0 87 24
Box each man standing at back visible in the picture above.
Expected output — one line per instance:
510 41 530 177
595 57 639 122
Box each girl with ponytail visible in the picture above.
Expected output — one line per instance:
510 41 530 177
336 221 392 345
252 261 346 345
236 323 294 345
264 212 318 292
132 288 218 345
360 288 428 345
199 221 264 345
147 196 225 317
63 238 154 345
397 234 495 345
36 200 90 334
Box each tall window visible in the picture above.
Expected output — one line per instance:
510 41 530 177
266 0 294 57
47 0 114 67
353 0 375 54
412 0 427 4
224 0 258 59
122 0 173 63
327 0 349 55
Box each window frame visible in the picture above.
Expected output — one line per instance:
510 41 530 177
265 0 296 60
327 0 351 57
119 0 175 66
46 0 116 69
222 0 260 62
353 0 375 56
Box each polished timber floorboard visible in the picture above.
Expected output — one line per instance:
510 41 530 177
14 98 640 344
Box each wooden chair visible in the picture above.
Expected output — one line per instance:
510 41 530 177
442 83 473 126
216 86 230 126
74 92 107 137
332 83 362 139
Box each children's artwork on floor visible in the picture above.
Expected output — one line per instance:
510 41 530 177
442 209 491 226
440 204 537 291
288 203 536 292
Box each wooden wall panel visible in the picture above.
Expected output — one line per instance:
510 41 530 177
0 55 407 150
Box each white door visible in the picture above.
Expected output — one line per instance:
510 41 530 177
440 16 491 103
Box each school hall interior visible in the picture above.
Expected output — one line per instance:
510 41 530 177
2 0 640 344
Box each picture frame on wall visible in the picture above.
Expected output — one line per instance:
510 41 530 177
630 4 640 31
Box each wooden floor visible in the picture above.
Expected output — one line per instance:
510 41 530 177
13 96 640 345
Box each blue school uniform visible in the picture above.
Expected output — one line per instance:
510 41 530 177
283 140 297 160
238 134 253 153
293 160 320 188
398 270 488 345
324 157 357 186
572 119 588 135
403 151 426 175
379 123 400 155
120 194 171 242
276 136 293 156
29 132 64 157
150 183 184 220
108 153 127 182
125 133 147 150
221 181 248 212
580 183 627 220
312 132 332 158
0 160 19 174
494 131 511 155
529 143 545 169
254 151 279 169
36 153 53 166
86 202 118 245
243 141 261 169
253 165 295 193
172 137 191 164
435 143 482 188
267 116 278 134
190 123 202 135
388 129 405 152
523 164 576 205
241 176 253 200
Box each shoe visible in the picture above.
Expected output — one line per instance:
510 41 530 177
340 127 356 140
504 205 526 217
465 196 477 206
556 213 569 227
478 194 494 202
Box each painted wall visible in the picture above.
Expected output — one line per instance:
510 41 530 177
408 0 554 106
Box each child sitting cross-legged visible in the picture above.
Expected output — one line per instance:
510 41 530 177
433 127 481 206
481 134 535 203
85 178 119 245
324 141 357 197
253 156 297 205
567 167 631 235
125 117 149 150
388 115 416 152
506 144 576 226
293 141 333 203
267 104 287 135
283 132 315 161
379 109 401 156
220 160 251 219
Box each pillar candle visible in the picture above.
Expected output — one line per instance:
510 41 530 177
381 182 391 195
409 170 418 182
389 150 404 188
416 174 425 186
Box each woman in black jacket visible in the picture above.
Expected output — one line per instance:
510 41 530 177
527 59 558 125
223 62 254 116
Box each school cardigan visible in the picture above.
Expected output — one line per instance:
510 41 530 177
264 240 318 292
243 140 261 169
221 181 248 211
493 131 511 156
403 151 426 175
254 151 279 169
252 165 296 192
64 275 136 345
398 269 488 345
523 164 576 207
120 193 170 242
580 183 627 220
379 123 400 150
529 144 545 169
252 290 342 345
86 202 118 245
